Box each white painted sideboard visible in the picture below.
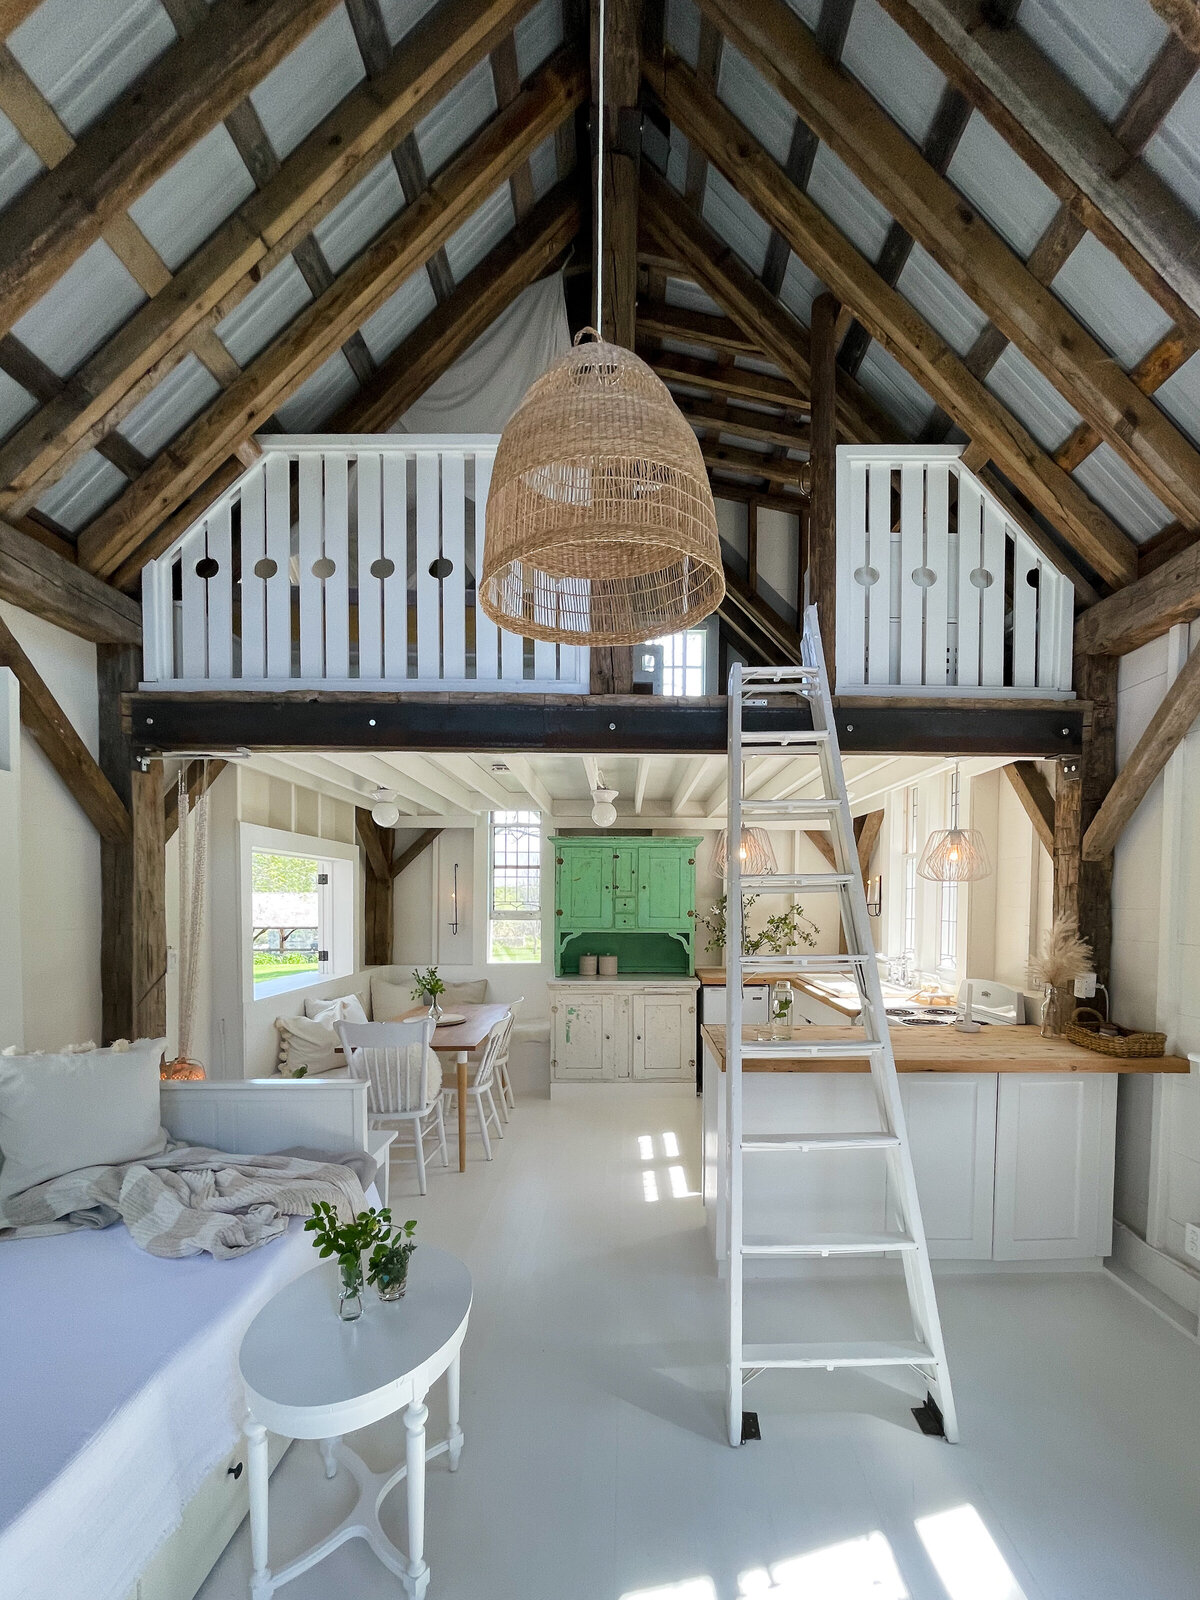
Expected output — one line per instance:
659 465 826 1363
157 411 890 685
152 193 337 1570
701 1042 1118 1264
549 978 699 1083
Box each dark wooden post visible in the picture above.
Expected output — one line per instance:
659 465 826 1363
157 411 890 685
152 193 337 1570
1076 652 1117 988
809 292 838 684
98 644 166 1042
356 808 395 967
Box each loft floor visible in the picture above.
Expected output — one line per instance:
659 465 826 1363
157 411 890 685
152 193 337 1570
201 1086 1200 1600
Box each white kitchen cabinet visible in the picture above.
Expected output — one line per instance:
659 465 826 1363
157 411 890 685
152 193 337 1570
550 979 699 1083
992 1073 1117 1260
898 1074 997 1259
699 984 769 1026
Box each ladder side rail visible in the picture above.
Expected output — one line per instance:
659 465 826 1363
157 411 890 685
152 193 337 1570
727 661 747 1449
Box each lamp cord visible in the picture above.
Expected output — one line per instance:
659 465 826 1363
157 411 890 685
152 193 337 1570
595 0 605 338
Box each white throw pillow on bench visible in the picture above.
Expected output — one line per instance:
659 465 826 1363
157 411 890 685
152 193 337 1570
0 1038 168 1215
305 992 368 1026
275 1015 341 1077
370 974 489 1020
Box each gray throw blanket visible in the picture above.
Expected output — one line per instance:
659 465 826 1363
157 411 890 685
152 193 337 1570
0 1144 377 1258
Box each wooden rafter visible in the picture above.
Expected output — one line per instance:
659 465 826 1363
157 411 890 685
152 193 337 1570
163 758 228 843
0 0 345 338
640 346 808 409
647 50 1137 588
0 518 141 643
678 397 809 452
1003 761 1055 856
1148 0 1200 56
76 50 587 580
0 0 544 520
1075 537 1200 659
694 0 1200 537
356 805 394 882
700 441 805 486
636 300 758 354
392 828 445 878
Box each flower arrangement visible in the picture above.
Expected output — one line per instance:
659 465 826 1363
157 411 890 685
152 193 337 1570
699 893 818 958
411 967 446 1017
1027 918 1093 1037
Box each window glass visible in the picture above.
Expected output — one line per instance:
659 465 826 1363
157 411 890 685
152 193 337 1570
902 787 918 959
250 849 332 995
490 810 541 963
653 628 707 696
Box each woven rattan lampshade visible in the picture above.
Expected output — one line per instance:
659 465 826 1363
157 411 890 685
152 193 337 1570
713 827 777 878
917 827 992 882
480 331 724 645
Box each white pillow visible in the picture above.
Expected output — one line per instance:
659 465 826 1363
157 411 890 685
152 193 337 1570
370 974 413 1022
444 979 488 1006
0 1038 168 1213
274 1015 339 1077
305 992 368 1026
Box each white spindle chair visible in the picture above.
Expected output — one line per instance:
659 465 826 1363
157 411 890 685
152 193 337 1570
338 1019 448 1195
441 1010 513 1162
494 996 520 1121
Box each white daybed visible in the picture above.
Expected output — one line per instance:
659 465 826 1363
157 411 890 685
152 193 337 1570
0 1077 371 1600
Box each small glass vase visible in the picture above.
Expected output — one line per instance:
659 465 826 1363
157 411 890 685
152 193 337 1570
770 981 794 1041
338 1257 365 1322
427 997 443 1026
374 1268 409 1303
1040 984 1065 1039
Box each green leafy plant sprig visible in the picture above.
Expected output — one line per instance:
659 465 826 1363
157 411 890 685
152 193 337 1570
368 1213 418 1291
304 1200 388 1275
411 966 445 1003
699 893 818 957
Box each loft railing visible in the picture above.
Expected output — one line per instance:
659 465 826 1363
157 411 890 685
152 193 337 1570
140 435 589 692
834 445 1074 697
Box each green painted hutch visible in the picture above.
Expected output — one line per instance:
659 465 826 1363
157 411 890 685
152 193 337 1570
551 835 702 977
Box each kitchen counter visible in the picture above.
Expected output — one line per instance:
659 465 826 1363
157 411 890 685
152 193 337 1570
701 1022 1189 1074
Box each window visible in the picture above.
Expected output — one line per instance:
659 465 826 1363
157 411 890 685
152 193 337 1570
653 629 707 696
902 787 919 958
250 848 333 995
939 771 960 971
489 810 541 963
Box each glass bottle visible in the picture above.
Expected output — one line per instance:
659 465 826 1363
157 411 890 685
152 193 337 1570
338 1255 365 1321
770 980 794 1040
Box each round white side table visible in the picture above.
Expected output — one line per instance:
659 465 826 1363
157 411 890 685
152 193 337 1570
238 1245 471 1600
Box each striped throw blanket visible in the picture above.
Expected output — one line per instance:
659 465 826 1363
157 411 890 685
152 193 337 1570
0 1144 376 1258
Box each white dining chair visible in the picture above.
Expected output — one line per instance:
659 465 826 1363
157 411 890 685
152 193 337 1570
441 1011 513 1163
338 1019 448 1195
494 997 520 1121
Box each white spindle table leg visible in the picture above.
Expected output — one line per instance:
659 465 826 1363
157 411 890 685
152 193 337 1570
403 1397 430 1599
447 1353 463 1471
245 1414 272 1600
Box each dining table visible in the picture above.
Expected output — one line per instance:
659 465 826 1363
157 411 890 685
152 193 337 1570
395 1003 512 1171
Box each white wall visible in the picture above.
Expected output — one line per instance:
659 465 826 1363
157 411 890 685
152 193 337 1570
0 601 102 1048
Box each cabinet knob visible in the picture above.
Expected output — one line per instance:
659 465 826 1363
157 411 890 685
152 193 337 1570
687 909 696 918
556 856 563 865
556 908 563 916
605 1035 611 1041
688 858 695 865
636 1034 642 1041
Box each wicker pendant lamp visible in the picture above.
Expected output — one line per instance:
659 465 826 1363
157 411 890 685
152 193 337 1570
713 826 777 878
478 1 723 646
917 765 992 883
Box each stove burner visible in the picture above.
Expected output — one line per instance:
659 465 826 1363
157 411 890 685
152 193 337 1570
887 1006 917 1019
900 1017 951 1026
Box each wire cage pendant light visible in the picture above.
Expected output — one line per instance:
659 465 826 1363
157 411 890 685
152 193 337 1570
917 765 992 883
478 0 723 647
713 826 777 878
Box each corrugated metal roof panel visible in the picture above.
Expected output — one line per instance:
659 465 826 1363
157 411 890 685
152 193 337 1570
662 124 690 195
0 113 41 210
250 7 365 162
0 370 36 443
1050 233 1173 369
718 40 796 167
378 0 440 46
274 350 359 431
664 278 722 316
665 0 701 69
664 336 719 362
528 133 560 201
702 167 771 276
216 255 313 367
946 111 1060 256
807 143 893 263
10 0 175 138
1153 349 1200 447
415 58 497 176
895 243 989 356
13 239 146 378
779 251 823 326
1072 441 1172 543
115 353 220 458
359 269 438 363
313 156 405 275
514 0 564 79
127 123 255 272
1019 0 1167 123
857 341 935 436
1144 72 1200 221
734 353 786 378
782 0 821 26
985 343 1082 451
35 449 127 533
842 0 948 147
444 184 514 280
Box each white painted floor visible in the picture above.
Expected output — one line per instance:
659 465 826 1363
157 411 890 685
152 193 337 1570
202 1085 1200 1600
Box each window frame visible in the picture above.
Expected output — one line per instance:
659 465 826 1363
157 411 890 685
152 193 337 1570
487 808 542 965
239 823 358 1004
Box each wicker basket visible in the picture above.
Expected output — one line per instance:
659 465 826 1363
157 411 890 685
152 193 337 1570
1064 1006 1166 1059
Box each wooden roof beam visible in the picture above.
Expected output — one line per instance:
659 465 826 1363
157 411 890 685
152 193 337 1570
0 0 345 338
641 346 808 409
1075 538 1200 658
1003 760 1055 856
77 50 587 580
694 0 1200 537
0 517 141 643
680 396 810 451
647 49 1137 588
700 441 806 486
636 300 759 354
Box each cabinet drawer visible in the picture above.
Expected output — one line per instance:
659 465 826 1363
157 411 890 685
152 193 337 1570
614 895 636 914
614 913 637 929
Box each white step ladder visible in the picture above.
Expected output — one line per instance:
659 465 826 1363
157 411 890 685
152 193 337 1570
725 605 958 1447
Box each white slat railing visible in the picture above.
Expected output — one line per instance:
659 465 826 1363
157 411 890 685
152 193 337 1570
835 445 1074 698
140 435 590 692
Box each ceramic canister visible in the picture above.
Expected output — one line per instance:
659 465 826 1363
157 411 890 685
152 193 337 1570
598 955 618 977
579 953 598 977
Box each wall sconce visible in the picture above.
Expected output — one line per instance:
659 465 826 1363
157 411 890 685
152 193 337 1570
449 861 460 937
865 874 883 917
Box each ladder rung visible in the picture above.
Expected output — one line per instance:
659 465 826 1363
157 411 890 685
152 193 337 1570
740 667 822 682
730 1038 884 1060
737 953 867 972
738 873 852 891
741 1132 899 1152
738 798 839 816
742 1232 917 1256
741 1340 935 1369
740 730 829 746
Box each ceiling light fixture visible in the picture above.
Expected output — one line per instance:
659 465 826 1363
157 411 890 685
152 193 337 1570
590 785 619 828
713 827 777 878
477 0 724 647
918 764 991 883
369 786 401 829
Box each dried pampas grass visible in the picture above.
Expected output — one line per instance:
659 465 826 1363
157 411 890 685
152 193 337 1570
1028 919 1093 989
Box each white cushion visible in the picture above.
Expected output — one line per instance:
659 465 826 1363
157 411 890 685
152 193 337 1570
370 974 413 1022
0 1038 168 1213
444 979 488 1006
274 1015 338 1077
305 992 368 1026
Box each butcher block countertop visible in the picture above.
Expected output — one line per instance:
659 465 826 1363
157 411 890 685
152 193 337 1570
701 1023 1189 1074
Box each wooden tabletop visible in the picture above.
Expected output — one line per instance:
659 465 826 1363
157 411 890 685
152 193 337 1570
395 1002 511 1051
701 1023 1189 1074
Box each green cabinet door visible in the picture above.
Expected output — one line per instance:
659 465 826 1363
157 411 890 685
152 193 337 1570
637 843 695 929
556 844 613 927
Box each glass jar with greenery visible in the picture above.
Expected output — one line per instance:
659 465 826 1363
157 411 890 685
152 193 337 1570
368 1214 419 1302
305 1201 391 1321
411 966 446 1024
